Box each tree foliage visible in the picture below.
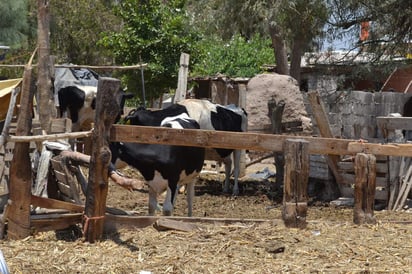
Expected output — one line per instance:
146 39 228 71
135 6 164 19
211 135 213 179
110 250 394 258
193 0 328 82
99 0 201 103
326 0 412 59
191 34 274 77
0 0 29 48
49 0 121 65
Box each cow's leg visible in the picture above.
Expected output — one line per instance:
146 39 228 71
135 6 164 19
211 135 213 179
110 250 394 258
186 182 195 217
162 187 175 216
222 155 232 194
148 187 159 216
232 150 241 196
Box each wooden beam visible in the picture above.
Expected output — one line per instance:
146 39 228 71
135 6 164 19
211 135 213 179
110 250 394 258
347 141 412 157
111 125 412 157
0 64 148 70
31 213 83 232
55 64 147 70
307 91 343 192
8 130 92 142
31 195 84 213
111 125 352 155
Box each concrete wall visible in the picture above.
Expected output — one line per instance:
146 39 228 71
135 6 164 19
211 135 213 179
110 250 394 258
305 75 412 186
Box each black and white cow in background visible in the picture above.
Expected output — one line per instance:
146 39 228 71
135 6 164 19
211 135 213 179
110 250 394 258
57 85 134 132
110 113 205 216
56 83 142 190
124 98 248 196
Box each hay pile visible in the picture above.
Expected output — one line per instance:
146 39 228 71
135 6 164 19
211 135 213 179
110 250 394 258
1 208 411 273
1 175 411 273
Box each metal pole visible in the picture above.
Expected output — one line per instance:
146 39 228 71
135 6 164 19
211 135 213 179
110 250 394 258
140 55 146 107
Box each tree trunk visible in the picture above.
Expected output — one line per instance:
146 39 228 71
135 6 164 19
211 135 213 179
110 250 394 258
37 0 55 132
289 38 304 84
269 25 289 75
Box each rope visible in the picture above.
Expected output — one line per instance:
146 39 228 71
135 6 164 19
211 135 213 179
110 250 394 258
82 213 105 236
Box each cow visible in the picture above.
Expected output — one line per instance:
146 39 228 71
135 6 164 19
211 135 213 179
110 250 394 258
57 85 134 132
110 113 205 216
124 98 248 195
55 83 140 190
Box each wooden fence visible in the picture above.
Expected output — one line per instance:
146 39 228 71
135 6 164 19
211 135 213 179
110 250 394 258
4 77 412 242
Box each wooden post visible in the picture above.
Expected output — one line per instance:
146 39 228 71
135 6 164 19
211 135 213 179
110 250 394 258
377 114 404 210
238 83 247 177
282 139 309 228
7 55 36 239
174 53 189 103
37 0 56 132
268 99 285 186
83 77 120 243
353 153 377 225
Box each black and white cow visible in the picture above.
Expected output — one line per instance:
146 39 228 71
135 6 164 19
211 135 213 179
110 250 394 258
124 98 248 195
56 84 142 190
110 113 205 216
57 85 133 132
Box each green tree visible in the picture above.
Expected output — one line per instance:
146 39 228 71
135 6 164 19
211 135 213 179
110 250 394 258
190 0 328 83
0 0 29 48
49 0 121 65
192 34 274 77
100 0 201 103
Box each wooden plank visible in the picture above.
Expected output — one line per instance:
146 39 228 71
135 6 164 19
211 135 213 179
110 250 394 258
50 118 72 133
340 173 387 188
111 125 352 155
9 130 92 143
338 161 387 174
307 91 343 190
54 170 67 183
153 218 198 232
30 213 82 232
347 142 412 157
340 186 388 201
31 195 84 213
7 49 36 240
57 182 72 197
111 124 412 157
50 158 62 171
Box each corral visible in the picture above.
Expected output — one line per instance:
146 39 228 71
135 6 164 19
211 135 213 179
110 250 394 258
0 5 412 273
0 71 412 272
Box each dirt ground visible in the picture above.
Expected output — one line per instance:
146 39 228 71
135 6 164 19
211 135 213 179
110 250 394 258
0 161 412 273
